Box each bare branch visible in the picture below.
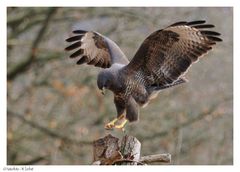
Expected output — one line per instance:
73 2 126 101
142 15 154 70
7 7 58 80
7 109 92 145
140 153 171 164
138 97 232 140
14 156 46 165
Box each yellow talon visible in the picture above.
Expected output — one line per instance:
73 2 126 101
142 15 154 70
115 119 128 130
104 114 127 130
105 118 118 130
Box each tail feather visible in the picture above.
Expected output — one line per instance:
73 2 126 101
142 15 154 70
150 77 188 92
146 77 187 101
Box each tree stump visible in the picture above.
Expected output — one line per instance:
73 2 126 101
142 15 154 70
92 134 171 165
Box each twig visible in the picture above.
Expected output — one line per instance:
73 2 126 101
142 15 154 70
7 109 92 145
140 153 171 163
7 9 45 26
14 156 46 165
7 7 58 80
139 97 232 140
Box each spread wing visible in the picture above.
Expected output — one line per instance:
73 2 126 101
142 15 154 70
65 30 129 68
124 20 222 86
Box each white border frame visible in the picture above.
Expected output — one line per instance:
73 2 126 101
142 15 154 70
1 0 238 171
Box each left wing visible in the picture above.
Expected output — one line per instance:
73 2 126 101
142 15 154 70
124 20 222 86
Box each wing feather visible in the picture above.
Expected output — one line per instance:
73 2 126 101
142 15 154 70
69 49 83 58
65 41 82 51
186 20 206 25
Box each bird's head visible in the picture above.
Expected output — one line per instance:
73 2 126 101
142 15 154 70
97 70 114 95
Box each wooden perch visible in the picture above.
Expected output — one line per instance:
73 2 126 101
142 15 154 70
140 154 171 163
92 134 171 165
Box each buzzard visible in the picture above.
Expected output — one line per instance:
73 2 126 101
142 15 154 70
65 20 222 130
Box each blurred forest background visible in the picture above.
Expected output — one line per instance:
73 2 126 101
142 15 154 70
7 7 233 165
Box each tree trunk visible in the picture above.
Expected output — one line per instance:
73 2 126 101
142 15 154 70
92 134 171 165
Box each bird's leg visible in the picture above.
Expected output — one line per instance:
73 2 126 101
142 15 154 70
104 114 125 130
117 114 125 120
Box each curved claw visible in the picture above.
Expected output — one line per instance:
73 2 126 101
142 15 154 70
104 118 118 130
104 114 127 131
114 119 128 131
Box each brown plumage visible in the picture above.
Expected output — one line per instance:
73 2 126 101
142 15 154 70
65 20 222 129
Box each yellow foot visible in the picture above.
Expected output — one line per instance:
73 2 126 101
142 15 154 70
105 118 118 130
104 114 127 130
115 119 128 131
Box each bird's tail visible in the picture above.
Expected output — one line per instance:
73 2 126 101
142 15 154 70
153 77 188 91
146 77 188 101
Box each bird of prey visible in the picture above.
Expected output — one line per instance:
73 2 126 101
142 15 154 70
65 20 222 130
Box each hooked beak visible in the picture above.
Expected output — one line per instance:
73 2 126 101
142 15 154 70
101 87 106 95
